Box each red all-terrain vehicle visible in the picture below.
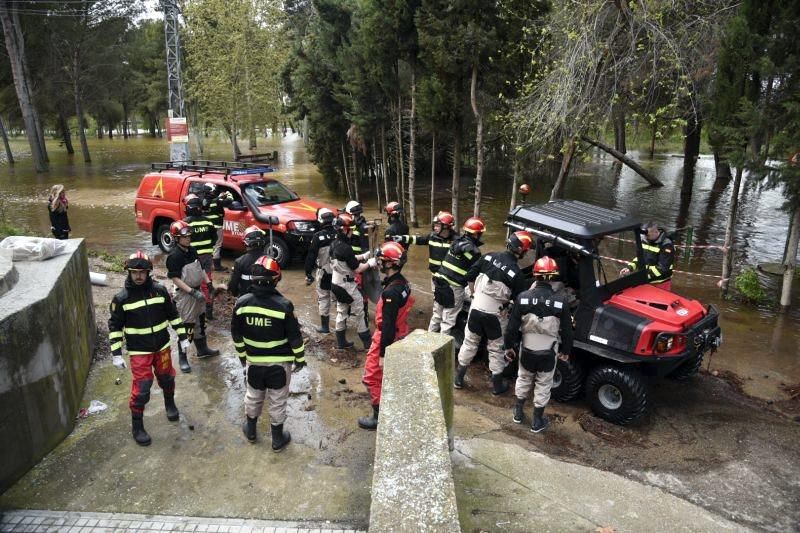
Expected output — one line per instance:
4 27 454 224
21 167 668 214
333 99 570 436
506 200 722 425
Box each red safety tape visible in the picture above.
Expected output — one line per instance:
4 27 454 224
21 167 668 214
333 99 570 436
605 235 728 252
598 255 730 285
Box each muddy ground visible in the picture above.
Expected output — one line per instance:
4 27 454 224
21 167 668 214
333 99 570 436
30 255 800 531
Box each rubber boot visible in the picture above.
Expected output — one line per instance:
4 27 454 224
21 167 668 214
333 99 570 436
242 416 257 443
131 414 151 446
271 423 291 452
335 330 354 349
454 364 468 389
512 398 525 424
195 336 220 358
178 344 192 374
205 302 215 321
164 393 179 422
316 315 330 334
531 406 549 433
213 257 228 272
357 404 379 430
358 330 372 350
491 373 509 396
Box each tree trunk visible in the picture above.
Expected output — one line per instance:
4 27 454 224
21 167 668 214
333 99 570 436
58 112 74 155
649 121 657 158
720 166 744 295
581 136 663 186
341 143 353 198
713 151 732 180
509 150 520 211
381 125 389 206
351 144 360 202
148 115 156 137
0 115 14 164
0 2 47 171
408 64 418 227
451 131 462 224
550 139 576 200
470 62 485 218
682 111 701 195
613 106 626 154
373 139 382 209
73 76 91 163
131 115 137 136
107 121 113 139
780 208 800 309
225 124 241 159
396 93 405 208
122 104 129 139
430 132 436 223
190 103 204 156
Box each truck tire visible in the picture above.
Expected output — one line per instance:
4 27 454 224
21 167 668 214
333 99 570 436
667 352 704 381
265 235 290 268
156 223 174 254
586 366 648 425
551 358 585 402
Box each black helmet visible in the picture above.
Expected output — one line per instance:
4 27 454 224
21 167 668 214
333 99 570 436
184 193 203 216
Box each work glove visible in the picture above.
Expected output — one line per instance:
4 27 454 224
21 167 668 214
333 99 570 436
293 360 307 373
356 251 371 262
504 348 517 363
112 355 127 369
190 288 205 301
179 339 191 352
366 257 378 270
305 275 314 286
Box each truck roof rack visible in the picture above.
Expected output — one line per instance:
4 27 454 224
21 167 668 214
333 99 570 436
508 200 641 239
150 160 276 177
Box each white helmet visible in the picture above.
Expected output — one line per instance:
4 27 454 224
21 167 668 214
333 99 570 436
344 200 363 216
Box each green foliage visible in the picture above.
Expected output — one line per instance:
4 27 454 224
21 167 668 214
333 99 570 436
733 268 767 304
87 250 127 273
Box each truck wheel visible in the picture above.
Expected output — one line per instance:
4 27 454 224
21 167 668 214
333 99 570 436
667 352 704 381
586 366 648 425
551 358 585 402
265 235 290 268
156 223 174 254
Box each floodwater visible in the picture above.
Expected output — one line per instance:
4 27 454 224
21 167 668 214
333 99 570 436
1 134 797 400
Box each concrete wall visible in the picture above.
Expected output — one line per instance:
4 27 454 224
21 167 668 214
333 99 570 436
0 249 18 298
369 330 459 533
0 239 96 493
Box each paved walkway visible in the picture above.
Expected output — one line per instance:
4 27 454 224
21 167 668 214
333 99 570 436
0 510 363 533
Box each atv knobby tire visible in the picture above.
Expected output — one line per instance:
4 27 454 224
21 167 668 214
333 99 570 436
667 352 704 381
551 358 585 402
586 366 648 425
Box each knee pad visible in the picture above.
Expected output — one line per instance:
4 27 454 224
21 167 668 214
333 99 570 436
135 379 153 406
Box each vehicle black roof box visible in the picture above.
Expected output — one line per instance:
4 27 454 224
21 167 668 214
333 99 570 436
508 200 641 238
151 160 275 177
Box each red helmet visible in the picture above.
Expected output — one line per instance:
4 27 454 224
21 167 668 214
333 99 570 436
507 231 533 256
169 220 192 237
377 241 407 267
462 216 486 235
250 255 282 284
433 210 455 228
333 213 354 232
243 225 266 248
125 250 152 271
533 256 559 276
385 201 403 216
519 183 531 195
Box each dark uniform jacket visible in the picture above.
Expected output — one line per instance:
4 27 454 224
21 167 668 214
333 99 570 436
466 250 528 302
304 226 337 279
384 218 410 248
629 230 674 284
434 234 482 287
231 284 305 365
166 245 200 280
349 216 370 254
184 214 217 256
504 281 573 356
108 277 186 356
378 272 412 357
398 232 454 273
229 249 262 297
202 194 232 229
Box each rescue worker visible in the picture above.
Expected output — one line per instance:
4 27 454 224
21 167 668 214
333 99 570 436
108 251 189 446
183 193 218 320
431 216 486 336
383 202 409 247
166 220 220 373
357 241 414 430
344 200 371 254
620 221 674 290
330 213 378 349
504 256 573 433
454 231 532 394
229 225 266 297
304 207 337 333
231 256 305 452
201 183 233 272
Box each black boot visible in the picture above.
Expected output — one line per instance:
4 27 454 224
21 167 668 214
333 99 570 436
131 414 151 446
213 258 228 272
178 344 191 374
316 315 330 334
531 406 549 433
243 416 257 443
358 330 372 350
454 364 468 389
205 302 215 321
271 423 291 452
194 336 220 358
335 330 354 349
492 373 509 396
512 398 525 424
164 393 179 422
357 404 379 430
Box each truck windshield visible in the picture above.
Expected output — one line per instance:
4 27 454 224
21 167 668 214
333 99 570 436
242 181 299 206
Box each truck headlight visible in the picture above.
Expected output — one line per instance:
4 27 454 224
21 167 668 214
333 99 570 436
654 333 674 353
289 220 315 233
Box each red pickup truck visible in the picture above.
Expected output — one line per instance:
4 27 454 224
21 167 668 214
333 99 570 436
134 161 333 267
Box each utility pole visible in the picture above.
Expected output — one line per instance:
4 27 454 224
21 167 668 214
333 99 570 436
163 0 189 161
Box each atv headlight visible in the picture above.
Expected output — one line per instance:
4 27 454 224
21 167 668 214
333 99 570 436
654 333 674 353
289 220 315 233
